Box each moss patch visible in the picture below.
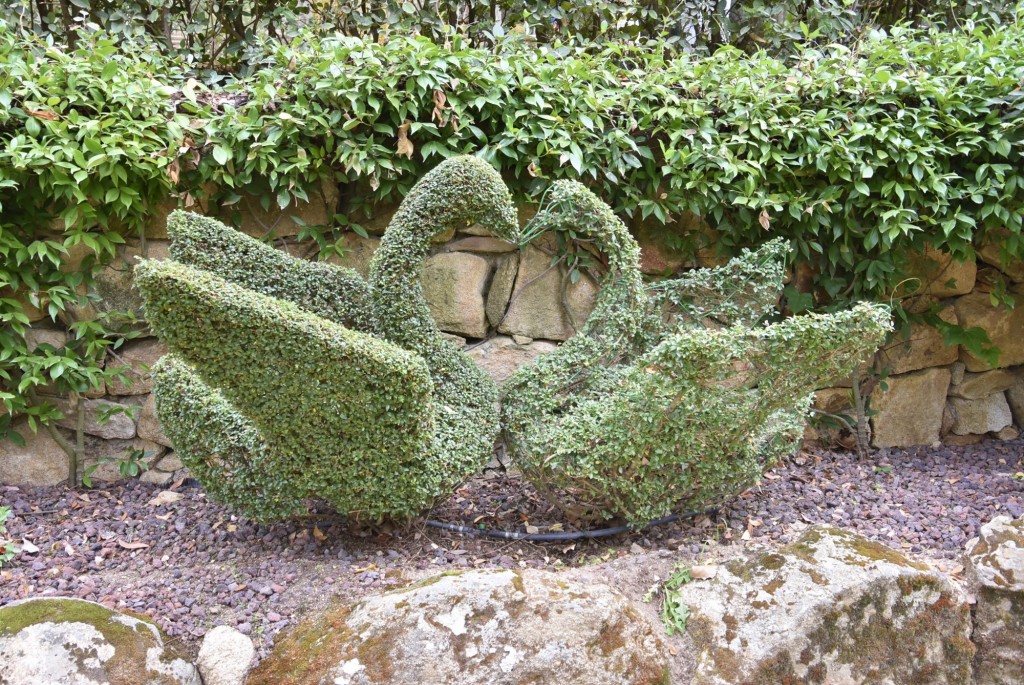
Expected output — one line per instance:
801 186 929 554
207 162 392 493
0 599 184 685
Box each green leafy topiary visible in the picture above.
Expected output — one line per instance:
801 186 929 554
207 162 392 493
501 181 892 525
136 156 518 521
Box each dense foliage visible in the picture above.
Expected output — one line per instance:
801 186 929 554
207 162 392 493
2 20 1023 447
3 0 1018 68
502 184 892 524
137 158 518 520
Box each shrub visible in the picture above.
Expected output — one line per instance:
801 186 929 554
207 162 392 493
136 157 518 521
501 182 892 525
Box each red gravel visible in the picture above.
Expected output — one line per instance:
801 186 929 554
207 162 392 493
2 438 1022 660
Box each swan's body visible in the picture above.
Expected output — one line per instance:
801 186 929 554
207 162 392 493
135 157 517 521
501 181 891 525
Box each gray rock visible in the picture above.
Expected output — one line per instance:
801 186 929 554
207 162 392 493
948 393 1012 435
197 625 255 685
155 451 184 472
965 515 1024 685
50 397 138 440
677 526 974 685
870 367 951 447
467 335 558 384
0 597 200 685
0 417 69 486
977 230 1024 283
141 468 174 486
1005 377 1024 426
106 338 167 396
249 570 669 685
138 394 172 447
421 252 492 339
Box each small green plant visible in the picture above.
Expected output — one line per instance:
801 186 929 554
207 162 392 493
0 506 19 567
81 447 153 488
644 564 693 636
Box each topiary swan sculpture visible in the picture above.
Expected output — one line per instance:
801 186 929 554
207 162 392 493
501 181 892 525
135 156 518 522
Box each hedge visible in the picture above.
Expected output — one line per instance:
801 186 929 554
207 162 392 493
2 21 1023 440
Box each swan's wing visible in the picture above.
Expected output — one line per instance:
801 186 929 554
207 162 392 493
166 211 372 331
150 355 307 521
136 258 439 519
646 238 789 330
505 303 890 523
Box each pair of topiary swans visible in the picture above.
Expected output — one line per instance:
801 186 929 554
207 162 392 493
136 156 889 526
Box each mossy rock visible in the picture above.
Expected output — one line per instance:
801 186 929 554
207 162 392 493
678 526 973 685
249 569 670 685
0 598 200 685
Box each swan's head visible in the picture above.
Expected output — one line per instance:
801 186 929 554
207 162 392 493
395 155 519 244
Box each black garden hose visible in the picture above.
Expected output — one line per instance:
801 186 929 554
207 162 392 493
423 507 718 542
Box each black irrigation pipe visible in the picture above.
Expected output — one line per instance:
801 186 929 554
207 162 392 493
423 507 719 542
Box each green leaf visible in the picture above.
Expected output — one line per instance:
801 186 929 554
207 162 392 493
213 146 231 165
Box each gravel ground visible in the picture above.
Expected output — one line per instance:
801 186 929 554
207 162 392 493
2 438 1022 661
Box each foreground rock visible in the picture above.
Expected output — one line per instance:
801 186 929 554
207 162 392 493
0 598 200 685
197 625 255 685
965 515 1024 685
249 569 669 685
676 526 974 685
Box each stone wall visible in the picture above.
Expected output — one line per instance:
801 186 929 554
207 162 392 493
4 194 1024 487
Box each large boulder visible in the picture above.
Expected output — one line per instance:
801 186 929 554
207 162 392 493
326 233 380 277
248 570 670 685
0 598 200 685
965 515 1024 685
137 393 172 448
421 252 492 339
677 526 974 685
870 367 951 447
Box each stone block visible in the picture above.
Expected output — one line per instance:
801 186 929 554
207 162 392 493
948 369 1019 400
421 252 491 339
138 393 172 448
106 338 167 396
955 286 1024 371
230 177 339 238
466 335 558 384
870 367 951 447
50 397 139 440
0 417 69 486
325 233 380 277
948 393 1012 435
877 306 958 375
903 244 977 296
498 246 599 341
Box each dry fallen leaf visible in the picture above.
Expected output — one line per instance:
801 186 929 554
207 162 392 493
148 490 183 507
759 208 771 230
117 539 150 550
396 121 414 159
313 526 326 541
20 539 39 554
689 564 718 580
525 525 540 535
